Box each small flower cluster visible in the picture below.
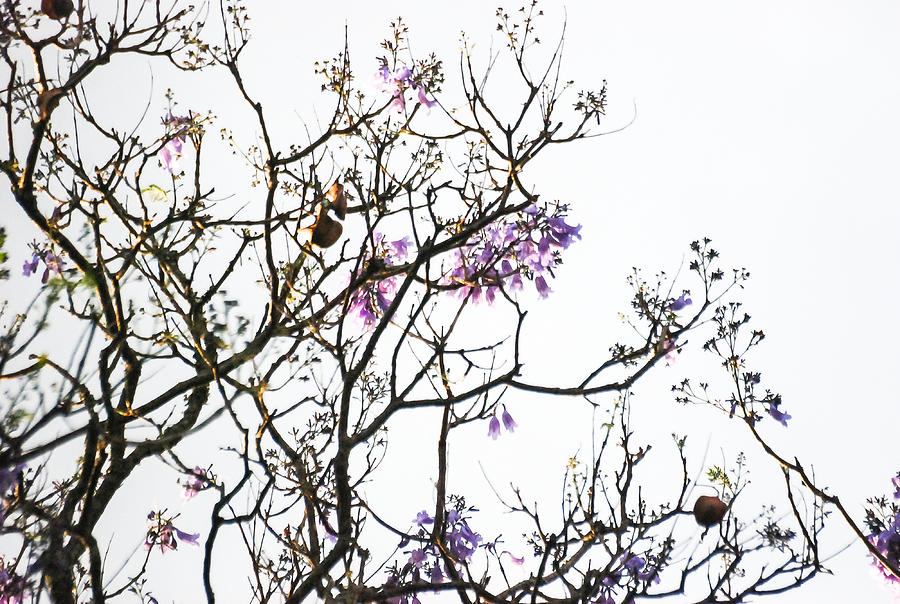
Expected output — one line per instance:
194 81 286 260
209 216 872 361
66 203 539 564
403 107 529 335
22 242 64 284
868 473 900 589
179 466 214 500
593 551 660 604
487 405 516 440
0 464 24 526
376 65 437 114
159 113 192 174
347 234 411 329
0 558 26 604
383 508 484 603
444 203 581 304
144 511 199 554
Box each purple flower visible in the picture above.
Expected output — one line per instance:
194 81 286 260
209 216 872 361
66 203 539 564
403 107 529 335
430 563 444 584
446 510 460 525
181 466 211 499
488 416 501 440
767 397 791 427
41 252 64 283
623 553 645 572
501 406 517 432
446 521 482 561
502 550 525 565
893 473 900 500
408 548 426 568
416 86 437 109
415 510 434 527
144 513 200 553
667 293 692 312
0 563 25 604
21 254 38 277
534 275 551 298
159 114 191 174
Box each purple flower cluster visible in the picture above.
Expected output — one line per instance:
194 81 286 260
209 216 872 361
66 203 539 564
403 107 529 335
444 204 581 304
347 235 411 329
488 406 517 440
22 243 64 284
384 509 484 603
376 65 437 114
0 559 25 604
179 466 213 500
159 113 192 174
0 464 24 526
869 474 900 589
593 551 660 604
144 511 200 554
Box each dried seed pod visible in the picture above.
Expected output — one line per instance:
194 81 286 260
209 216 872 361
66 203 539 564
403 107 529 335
693 495 727 527
42 0 74 20
326 182 347 221
302 206 342 248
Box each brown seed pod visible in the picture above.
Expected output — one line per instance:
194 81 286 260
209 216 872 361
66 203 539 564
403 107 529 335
302 206 343 248
325 182 347 221
693 495 727 527
41 0 74 20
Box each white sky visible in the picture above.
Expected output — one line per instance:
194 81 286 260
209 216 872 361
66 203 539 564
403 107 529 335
4 1 900 603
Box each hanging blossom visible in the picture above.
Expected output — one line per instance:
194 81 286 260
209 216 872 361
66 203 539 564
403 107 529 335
384 508 484 603
347 234 412 329
144 511 200 553
443 203 581 304
0 558 26 604
868 474 900 590
667 293 692 312
376 64 437 114
22 242 64 284
488 405 517 440
765 394 791 427
179 466 214 500
159 113 192 174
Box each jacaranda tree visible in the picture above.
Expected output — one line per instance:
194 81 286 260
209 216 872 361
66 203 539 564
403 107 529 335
1 1 898 603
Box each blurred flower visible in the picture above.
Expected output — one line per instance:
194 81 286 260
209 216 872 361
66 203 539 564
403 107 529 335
159 114 192 174
502 550 525 565
487 416 501 440
767 396 791 427
180 466 212 499
501 406 517 433
0 560 25 604
21 255 38 277
667 293 692 312
144 512 200 553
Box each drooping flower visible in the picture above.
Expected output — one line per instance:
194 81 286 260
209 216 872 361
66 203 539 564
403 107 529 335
502 550 525 565
766 396 791 427
487 416 501 440
144 512 200 553
501 406 517 433
159 113 192 174
180 466 212 500
667 293 692 312
534 275 551 298
893 473 900 500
